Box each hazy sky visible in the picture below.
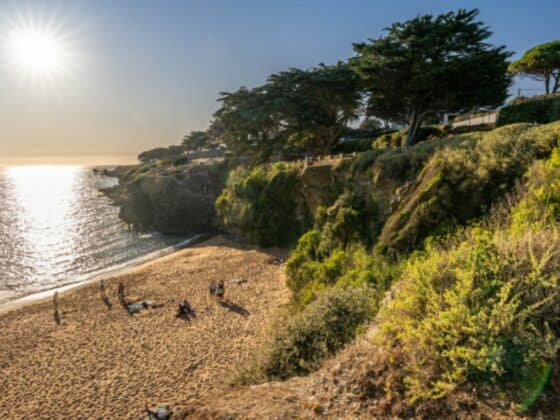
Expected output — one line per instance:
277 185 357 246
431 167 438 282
0 0 558 164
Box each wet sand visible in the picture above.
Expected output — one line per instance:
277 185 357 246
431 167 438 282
0 236 289 418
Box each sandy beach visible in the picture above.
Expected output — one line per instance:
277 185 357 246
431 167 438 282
0 236 289 418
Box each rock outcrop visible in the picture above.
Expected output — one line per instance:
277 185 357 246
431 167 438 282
102 158 228 234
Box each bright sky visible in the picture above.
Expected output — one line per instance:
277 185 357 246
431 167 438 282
0 0 558 164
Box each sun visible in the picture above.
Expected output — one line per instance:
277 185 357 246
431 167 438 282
7 28 65 76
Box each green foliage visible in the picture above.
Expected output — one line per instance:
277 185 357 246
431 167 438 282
352 9 512 146
181 130 218 151
137 145 185 163
372 131 402 149
511 147 560 232
212 86 281 161
372 126 446 149
286 192 396 306
215 162 311 246
509 40 560 94
497 94 560 126
333 137 374 153
260 287 373 380
378 226 560 406
378 122 560 252
266 63 362 155
212 63 362 159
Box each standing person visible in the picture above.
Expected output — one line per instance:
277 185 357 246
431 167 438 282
117 282 126 306
53 292 60 325
208 281 217 297
216 281 225 301
99 279 111 308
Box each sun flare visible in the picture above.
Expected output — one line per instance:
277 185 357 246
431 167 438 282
7 28 65 76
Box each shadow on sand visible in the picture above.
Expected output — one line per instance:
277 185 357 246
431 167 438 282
219 300 250 317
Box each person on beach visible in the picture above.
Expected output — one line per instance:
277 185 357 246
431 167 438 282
145 404 172 420
53 291 60 325
99 279 111 308
176 300 195 319
266 256 283 265
117 282 126 305
216 281 225 301
208 281 217 297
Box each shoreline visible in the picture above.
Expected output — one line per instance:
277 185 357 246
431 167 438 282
0 232 214 315
0 235 289 417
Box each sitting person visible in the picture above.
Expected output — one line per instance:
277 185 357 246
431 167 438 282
126 300 163 315
145 404 172 420
266 256 283 265
176 300 194 318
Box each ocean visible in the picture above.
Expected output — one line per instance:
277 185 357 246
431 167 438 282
0 165 189 305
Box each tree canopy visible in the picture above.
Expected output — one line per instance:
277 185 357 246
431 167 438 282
266 63 362 154
212 86 282 160
351 9 512 146
211 63 362 159
509 41 560 94
182 130 219 152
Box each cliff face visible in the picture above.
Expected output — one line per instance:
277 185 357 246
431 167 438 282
103 159 227 234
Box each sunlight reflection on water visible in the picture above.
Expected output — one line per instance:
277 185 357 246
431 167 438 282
0 166 185 304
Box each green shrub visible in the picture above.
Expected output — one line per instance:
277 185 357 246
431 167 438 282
372 130 402 149
286 191 391 305
138 145 185 163
372 126 446 149
334 137 375 153
172 156 189 166
260 287 373 379
215 162 312 246
287 242 400 308
378 226 560 407
378 122 560 252
348 149 385 173
511 148 560 232
497 94 560 126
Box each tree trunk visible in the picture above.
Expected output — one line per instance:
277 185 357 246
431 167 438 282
545 73 550 95
405 109 423 148
553 73 560 94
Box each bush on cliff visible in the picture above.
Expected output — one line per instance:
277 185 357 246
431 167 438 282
259 287 372 380
372 126 446 149
378 223 560 409
497 94 560 126
377 122 560 253
285 191 398 306
369 148 560 411
215 162 312 246
511 147 560 232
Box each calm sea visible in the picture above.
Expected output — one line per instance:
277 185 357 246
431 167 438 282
0 166 189 305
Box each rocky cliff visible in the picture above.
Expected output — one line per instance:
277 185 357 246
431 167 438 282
101 158 228 234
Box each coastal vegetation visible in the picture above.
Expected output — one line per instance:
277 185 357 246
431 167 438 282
509 40 560 94
497 93 560 126
107 8 560 417
351 9 511 146
215 162 312 246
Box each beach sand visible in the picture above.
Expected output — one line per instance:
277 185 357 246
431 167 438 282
0 236 289 418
